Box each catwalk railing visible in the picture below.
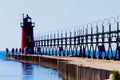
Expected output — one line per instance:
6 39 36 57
32 16 120 59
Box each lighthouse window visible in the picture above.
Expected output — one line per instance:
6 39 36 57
28 18 31 22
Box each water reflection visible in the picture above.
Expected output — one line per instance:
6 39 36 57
0 59 62 80
22 63 33 80
22 63 33 75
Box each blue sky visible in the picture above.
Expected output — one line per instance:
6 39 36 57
0 0 120 50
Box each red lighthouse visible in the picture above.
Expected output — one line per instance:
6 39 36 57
20 14 35 54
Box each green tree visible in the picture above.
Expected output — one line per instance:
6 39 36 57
111 70 120 80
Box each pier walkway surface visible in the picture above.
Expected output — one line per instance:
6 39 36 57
39 55 120 71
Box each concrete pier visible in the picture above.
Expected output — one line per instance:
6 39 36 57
6 54 115 80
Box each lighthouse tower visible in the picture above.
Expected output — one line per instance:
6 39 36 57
20 14 35 54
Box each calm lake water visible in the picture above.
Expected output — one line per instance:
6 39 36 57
0 51 62 80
